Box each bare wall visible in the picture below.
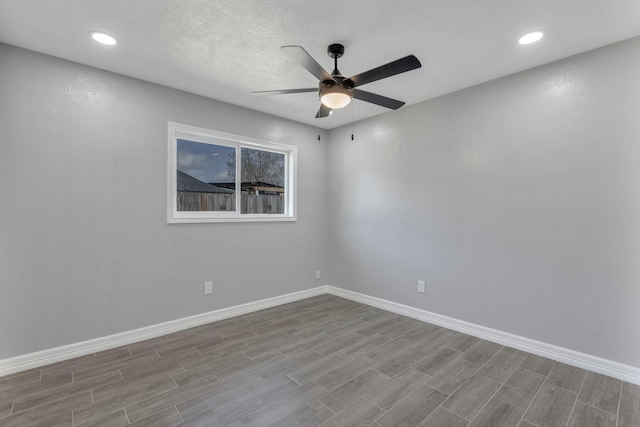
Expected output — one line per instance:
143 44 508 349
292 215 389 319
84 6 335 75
327 37 640 368
0 44 329 359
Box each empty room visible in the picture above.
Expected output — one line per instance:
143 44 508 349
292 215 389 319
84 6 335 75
1 1 640 426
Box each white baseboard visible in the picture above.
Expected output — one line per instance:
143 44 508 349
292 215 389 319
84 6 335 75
325 286 640 385
2 284 639 386
0 286 329 378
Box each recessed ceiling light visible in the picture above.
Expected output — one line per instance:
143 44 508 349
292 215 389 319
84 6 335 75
519 31 543 45
91 31 117 46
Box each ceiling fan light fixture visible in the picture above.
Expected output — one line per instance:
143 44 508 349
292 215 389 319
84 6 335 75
319 82 352 109
320 91 352 109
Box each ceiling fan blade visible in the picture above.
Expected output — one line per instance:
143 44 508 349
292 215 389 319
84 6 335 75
282 45 335 82
345 55 421 88
353 89 405 110
315 104 332 118
251 88 317 96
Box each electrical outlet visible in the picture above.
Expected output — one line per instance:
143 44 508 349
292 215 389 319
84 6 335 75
418 280 426 293
204 281 213 295
316 270 321 280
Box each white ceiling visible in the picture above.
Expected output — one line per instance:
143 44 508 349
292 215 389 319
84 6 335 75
1 0 640 130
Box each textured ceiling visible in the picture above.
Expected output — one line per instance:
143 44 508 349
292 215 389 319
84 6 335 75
1 0 640 130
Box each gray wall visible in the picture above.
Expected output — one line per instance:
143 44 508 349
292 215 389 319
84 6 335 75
327 37 640 368
0 44 329 359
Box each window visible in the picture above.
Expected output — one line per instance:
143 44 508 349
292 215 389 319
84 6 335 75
167 122 296 223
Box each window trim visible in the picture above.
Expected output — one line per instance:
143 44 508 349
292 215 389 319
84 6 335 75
167 122 297 223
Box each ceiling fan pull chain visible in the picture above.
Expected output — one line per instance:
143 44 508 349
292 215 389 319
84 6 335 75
351 102 355 140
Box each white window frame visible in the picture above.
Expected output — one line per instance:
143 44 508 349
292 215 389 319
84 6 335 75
167 122 297 223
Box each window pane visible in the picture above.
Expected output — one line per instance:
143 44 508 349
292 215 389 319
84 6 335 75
240 147 285 214
176 139 236 211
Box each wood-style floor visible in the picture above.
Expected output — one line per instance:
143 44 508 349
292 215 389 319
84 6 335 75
1 295 639 427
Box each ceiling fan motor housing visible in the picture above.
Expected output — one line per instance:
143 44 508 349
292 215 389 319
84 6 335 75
319 79 353 98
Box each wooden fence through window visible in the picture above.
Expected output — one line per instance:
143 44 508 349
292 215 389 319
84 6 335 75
177 192 284 214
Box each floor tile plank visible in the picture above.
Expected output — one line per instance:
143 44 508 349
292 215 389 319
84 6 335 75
566 401 617 427
213 376 305 424
73 377 177 425
339 333 391 356
441 374 502 420
412 345 462 376
240 381 326 427
319 398 383 427
172 352 250 387
313 356 377 391
520 353 556 376
460 340 502 366
577 371 622 414
318 369 390 413
523 382 578 427
75 409 129 427
125 374 220 423
0 371 73 413
376 384 447 427
255 350 325 380
270 400 334 427
12 370 121 414
546 362 587 393
0 370 42 394
619 382 640 427
426 358 481 395
417 407 468 427
468 397 524 426
174 410 223 427
494 367 545 410
175 374 269 422
365 368 430 410
476 348 525 383
127 406 183 427
93 360 184 403
2 390 93 427
72 350 158 382
311 332 368 357
214 352 286 383
286 352 352 386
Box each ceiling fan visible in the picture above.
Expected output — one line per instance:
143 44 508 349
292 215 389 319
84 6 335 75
251 44 422 118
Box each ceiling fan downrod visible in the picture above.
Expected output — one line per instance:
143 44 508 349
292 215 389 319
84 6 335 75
327 43 345 78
